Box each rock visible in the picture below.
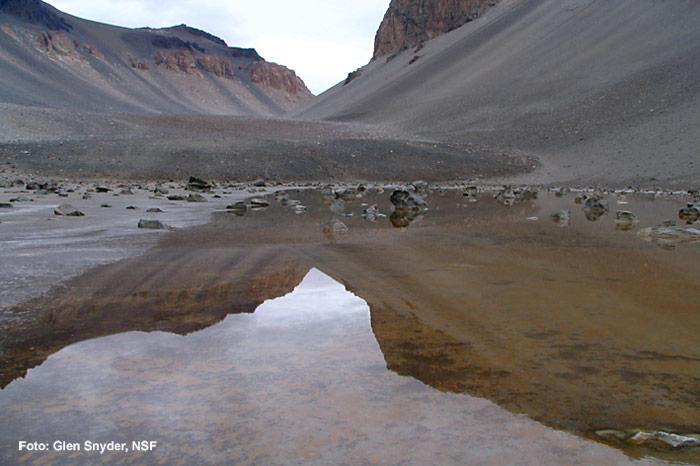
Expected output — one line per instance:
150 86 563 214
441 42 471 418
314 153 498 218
154 186 169 195
10 197 32 203
125 205 138 210
411 180 430 195
615 210 639 231
629 431 700 449
638 221 700 244
363 205 386 221
252 178 266 187
679 204 699 223
583 197 609 221
54 204 84 216
551 210 571 227
0 203 13 209
187 193 208 203
495 187 516 206
248 197 270 208
334 188 360 201
167 195 187 201
226 201 247 215
187 176 212 192
25 181 41 190
323 219 349 239
138 219 168 230
120 188 134 195
292 204 307 214
463 186 478 198
100 204 111 208
390 189 427 211
146 208 164 213
95 186 111 193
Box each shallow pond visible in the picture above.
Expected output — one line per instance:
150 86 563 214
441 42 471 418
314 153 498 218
1 188 699 465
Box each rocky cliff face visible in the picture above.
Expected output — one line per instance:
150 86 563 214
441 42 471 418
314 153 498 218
373 0 497 59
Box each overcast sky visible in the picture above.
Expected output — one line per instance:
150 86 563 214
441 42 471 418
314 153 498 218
50 0 388 94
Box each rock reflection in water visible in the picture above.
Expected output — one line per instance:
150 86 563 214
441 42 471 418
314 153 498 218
0 270 657 466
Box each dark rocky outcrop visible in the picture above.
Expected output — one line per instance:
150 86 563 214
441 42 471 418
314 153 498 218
373 0 498 59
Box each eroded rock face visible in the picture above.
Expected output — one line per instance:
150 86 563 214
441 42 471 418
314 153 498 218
373 0 498 59
247 61 313 102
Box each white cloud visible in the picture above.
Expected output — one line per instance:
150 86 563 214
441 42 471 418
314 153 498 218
50 0 389 94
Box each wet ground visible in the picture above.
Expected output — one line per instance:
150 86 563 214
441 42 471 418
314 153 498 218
1 186 699 465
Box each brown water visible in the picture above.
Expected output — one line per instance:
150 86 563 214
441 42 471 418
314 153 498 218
1 188 699 465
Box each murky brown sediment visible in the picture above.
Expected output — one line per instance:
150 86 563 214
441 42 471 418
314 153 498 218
1 188 699 464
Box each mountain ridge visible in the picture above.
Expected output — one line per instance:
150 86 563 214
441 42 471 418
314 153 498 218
0 0 312 115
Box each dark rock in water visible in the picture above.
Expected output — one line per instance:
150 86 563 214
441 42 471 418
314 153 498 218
323 219 349 240
494 187 516 206
10 197 32 203
167 195 187 201
595 429 700 449
679 204 699 223
334 188 360 201
551 210 570 227
187 176 212 192
187 193 208 203
226 201 247 215
583 197 609 221
100 204 111 208
25 181 41 190
463 186 478 198
411 180 430 195
95 186 111 193
0 203 13 209
146 208 164 213
138 219 169 230
252 179 267 187
363 205 386 221
615 210 639 231
390 189 427 211
639 221 700 245
154 186 169 195
54 204 84 216
248 197 270 208
126 205 138 210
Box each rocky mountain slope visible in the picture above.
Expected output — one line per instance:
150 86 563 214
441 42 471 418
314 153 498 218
0 0 312 115
373 0 498 59
300 0 700 186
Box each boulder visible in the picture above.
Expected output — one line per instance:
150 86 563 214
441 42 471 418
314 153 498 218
187 193 208 203
54 204 84 216
146 208 164 213
187 176 212 192
679 204 699 223
0 203 13 209
138 219 168 230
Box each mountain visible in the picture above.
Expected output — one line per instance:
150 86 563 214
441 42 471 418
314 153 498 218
0 0 312 115
299 0 700 186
